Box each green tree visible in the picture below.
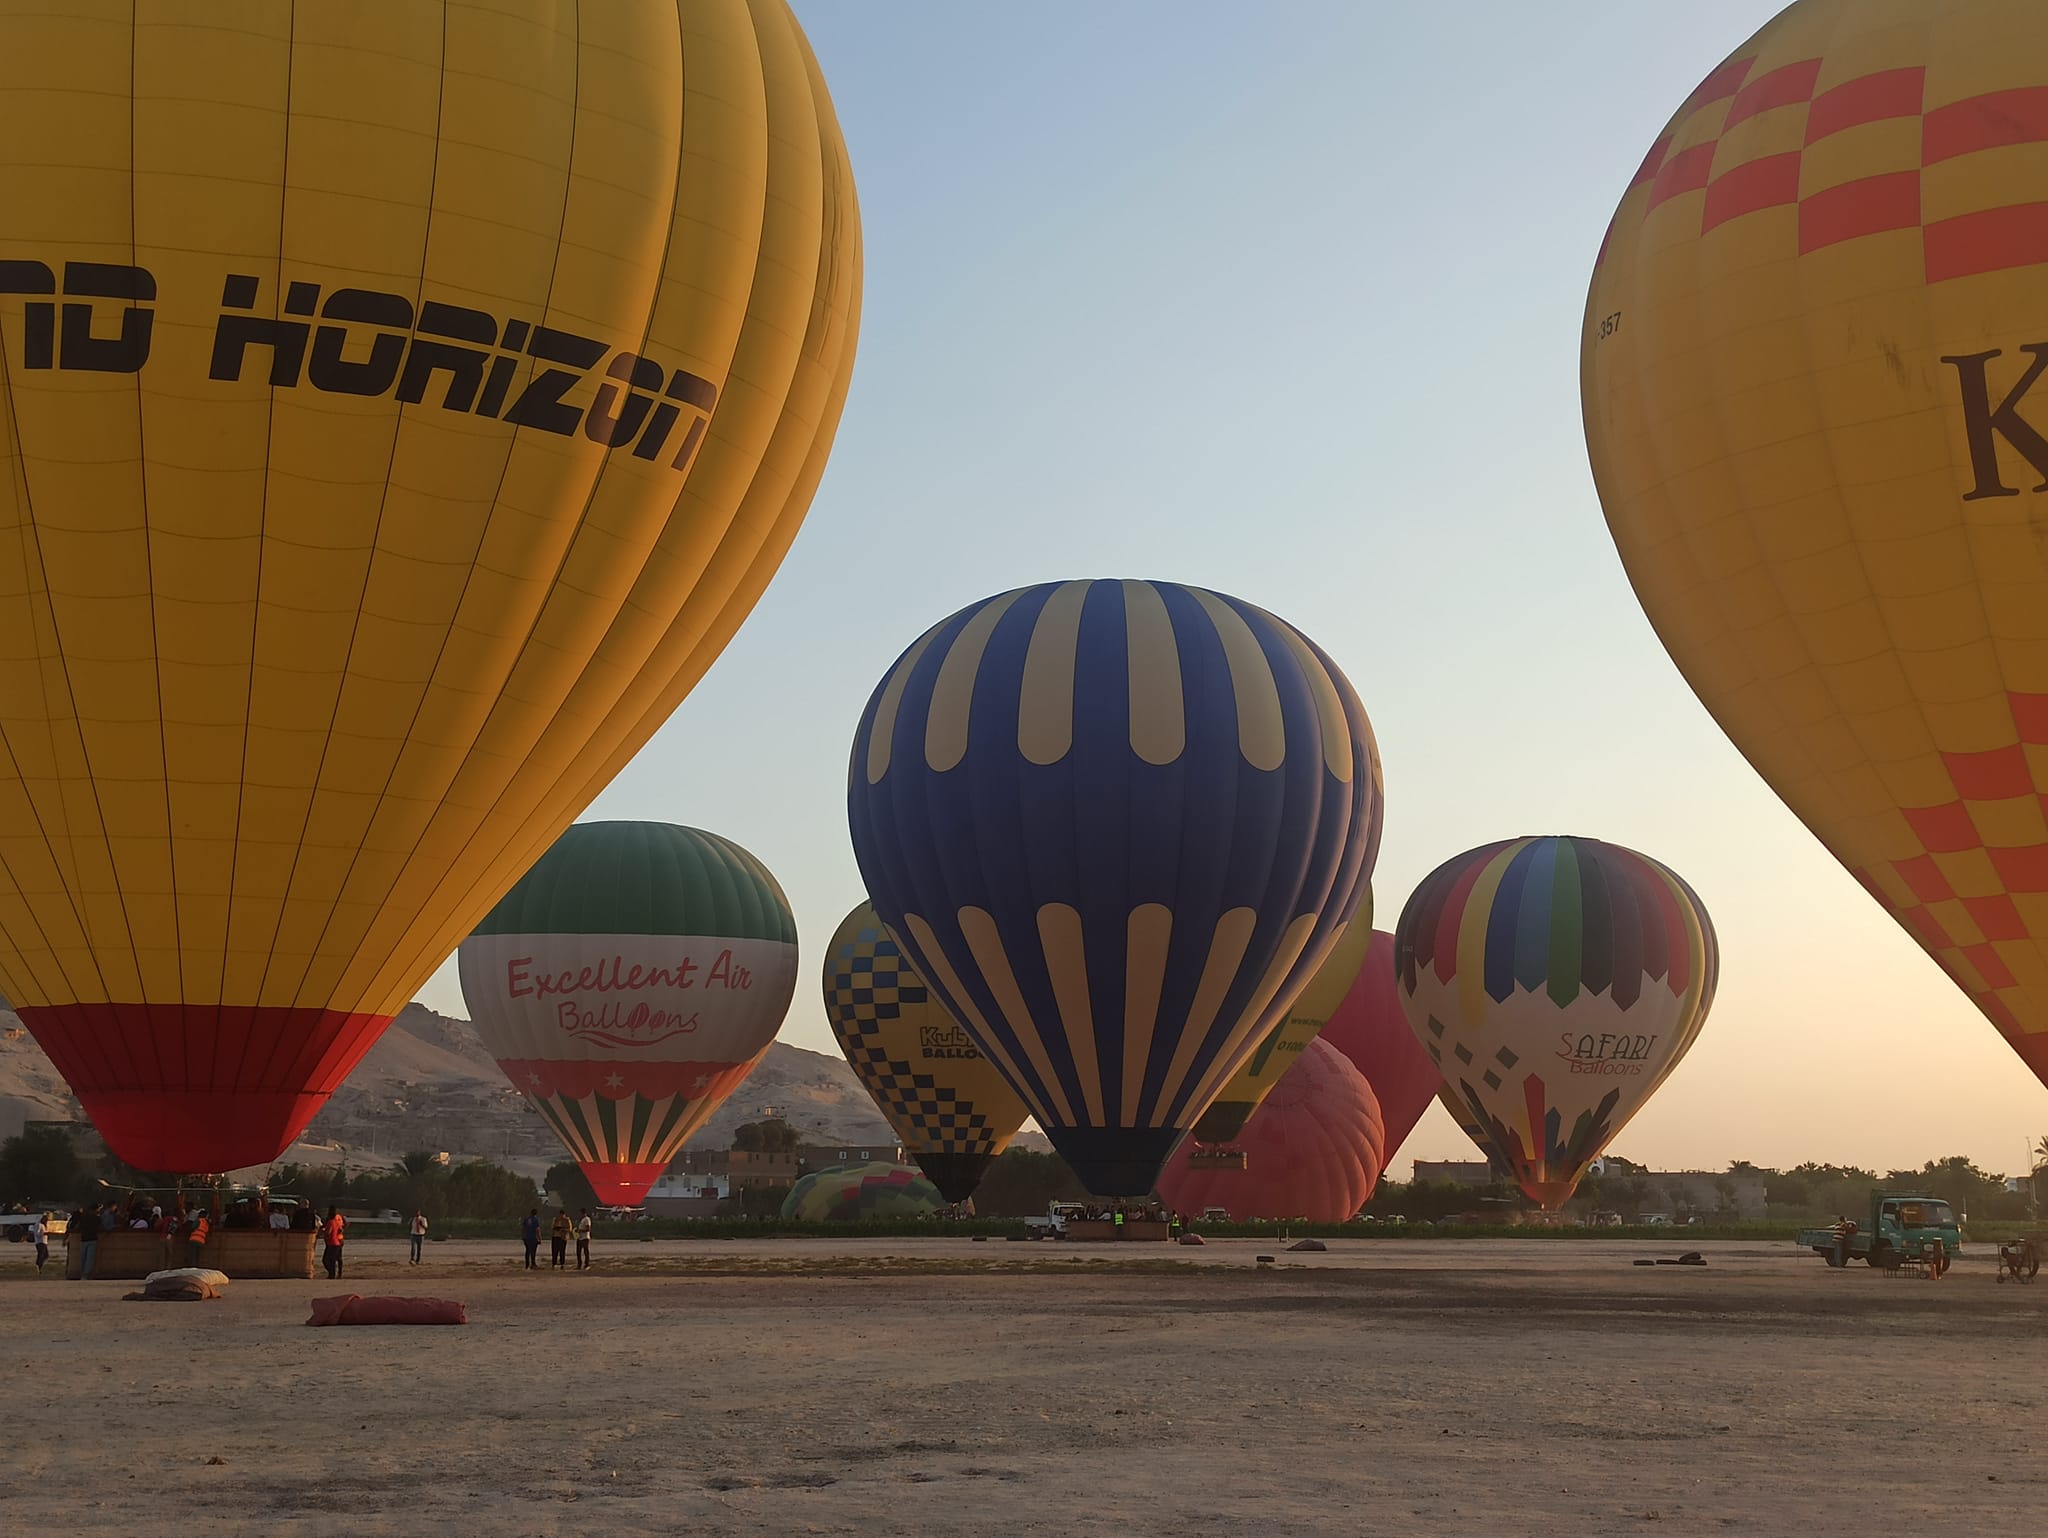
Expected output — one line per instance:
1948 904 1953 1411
543 1161 599 1211
972 1148 1087 1217
443 1160 539 1219
0 1125 82 1203
1883 1155 2026 1222
731 1119 799 1154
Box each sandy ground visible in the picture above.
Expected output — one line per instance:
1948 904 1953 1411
2 1234 2046 1536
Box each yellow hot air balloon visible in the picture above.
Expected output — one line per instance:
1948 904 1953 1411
1583 1 2048 1089
822 902 1030 1205
0 1 860 1171
1186 887 1374 1147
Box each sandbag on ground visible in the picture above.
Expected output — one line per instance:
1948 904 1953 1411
143 1267 230 1289
307 1294 467 1326
124 1274 222 1302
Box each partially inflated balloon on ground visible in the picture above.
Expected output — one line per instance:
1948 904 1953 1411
1583 3 2048 1089
1318 930 1440 1165
1189 889 1374 1146
822 902 1030 1203
459 823 799 1206
782 1164 948 1221
1156 1038 1384 1222
847 580 1382 1197
0 2 860 1172
1393 837 1717 1209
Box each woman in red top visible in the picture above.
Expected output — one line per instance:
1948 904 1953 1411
321 1208 347 1280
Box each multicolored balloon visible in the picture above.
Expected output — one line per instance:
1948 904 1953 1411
1188 888 1374 1145
847 580 1382 1197
1583 4 2048 1088
0 1 860 1172
1317 929 1441 1166
459 822 798 1207
1156 1037 1385 1222
781 1163 948 1222
822 902 1030 1204
1393 837 1717 1209
1435 1082 1498 1170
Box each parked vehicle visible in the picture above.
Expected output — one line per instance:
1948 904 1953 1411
1796 1193 1962 1273
1021 1201 1093 1238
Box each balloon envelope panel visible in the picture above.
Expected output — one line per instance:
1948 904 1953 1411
1318 930 1441 1164
1582 0 2048 1087
1394 837 1716 1209
1156 1037 1384 1222
847 579 1382 1198
1188 888 1374 1146
0 1 860 1171
822 901 1030 1204
459 822 798 1208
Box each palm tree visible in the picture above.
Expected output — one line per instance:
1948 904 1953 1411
2032 1135 2048 1171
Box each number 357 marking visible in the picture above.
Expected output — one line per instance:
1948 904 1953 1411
1596 311 1623 342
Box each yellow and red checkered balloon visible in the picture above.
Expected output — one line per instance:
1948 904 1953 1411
1584 0 2048 1088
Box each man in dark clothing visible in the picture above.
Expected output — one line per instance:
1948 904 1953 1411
72 1204 98 1280
521 1209 541 1270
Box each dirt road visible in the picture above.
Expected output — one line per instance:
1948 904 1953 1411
3 1236 2043 1535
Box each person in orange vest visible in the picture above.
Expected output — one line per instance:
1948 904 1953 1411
185 1210 211 1269
321 1207 347 1280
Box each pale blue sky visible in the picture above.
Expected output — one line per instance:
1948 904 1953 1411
415 2 2048 1176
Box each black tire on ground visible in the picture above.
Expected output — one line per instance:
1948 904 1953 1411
1824 1246 1847 1268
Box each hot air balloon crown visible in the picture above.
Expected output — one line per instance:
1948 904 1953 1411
471 822 796 1051
846 578 1382 1196
1394 836 1718 1032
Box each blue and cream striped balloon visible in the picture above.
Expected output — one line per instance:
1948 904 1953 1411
847 580 1383 1196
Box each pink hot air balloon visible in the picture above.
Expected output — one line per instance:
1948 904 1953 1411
1319 930 1440 1164
1155 1038 1384 1222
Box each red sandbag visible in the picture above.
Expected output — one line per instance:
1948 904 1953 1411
307 1294 467 1326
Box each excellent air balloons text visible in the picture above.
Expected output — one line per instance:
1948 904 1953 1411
506 950 755 999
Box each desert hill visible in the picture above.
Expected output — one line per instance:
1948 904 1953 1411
0 1004 902 1169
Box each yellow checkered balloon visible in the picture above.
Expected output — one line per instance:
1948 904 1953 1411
823 902 1029 1204
1585 0 2048 1089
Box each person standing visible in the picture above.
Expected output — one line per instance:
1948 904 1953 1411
574 1209 593 1270
321 1207 347 1280
72 1203 98 1280
549 1209 572 1269
186 1210 211 1269
521 1208 541 1270
27 1213 47 1273
409 1209 428 1264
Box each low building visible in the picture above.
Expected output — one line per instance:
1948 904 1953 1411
1410 1159 1500 1188
797 1141 904 1173
1407 1158 1768 1220
643 1171 728 1219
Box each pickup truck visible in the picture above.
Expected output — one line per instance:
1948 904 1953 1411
1021 1201 1091 1238
1797 1193 1962 1273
